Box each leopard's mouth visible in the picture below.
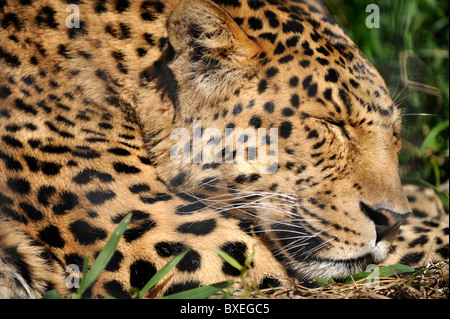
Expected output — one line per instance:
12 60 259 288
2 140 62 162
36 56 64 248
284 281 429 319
288 239 394 280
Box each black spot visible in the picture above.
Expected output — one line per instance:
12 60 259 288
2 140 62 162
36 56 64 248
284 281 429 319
155 242 187 258
7 177 30 194
286 36 299 47
0 46 21 67
140 1 165 21
68 20 87 39
175 201 207 215
95 0 108 13
249 115 262 128
38 225 65 248
308 84 318 97
40 144 71 154
248 17 263 30
313 138 326 149
325 68 339 83
299 59 310 68
264 101 275 113
234 174 247 184
111 210 150 224
265 67 279 78
279 121 293 138
103 250 123 272
282 20 304 34
14 99 37 115
248 0 265 10
2 135 23 148
264 10 279 28
103 280 130 299
106 148 131 156
41 161 62 176
140 193 172 204
0 192 13 206
278 55 294 64
316 57 329 66
1 13 24 31
86 189 116 205
115 0 130 12
129 184 151 194
19 203 44 221
399 252 425 266
316 46 330 56
220 242 248 276
0 86 12 99
258 79 268 94
123 220 156 242
64 253 84 271
37 185 56 206
177 249 201 273
408 235 429 248
72 169 114 185
58 44 72 59
290 94 300 108
258 32 277 43
307 130 319 139
52 192 79 215
233 103 243 115
129 260 157 289
177 219 216 236
412 208 427 218
170 172 186 187
36 6 58 28
69 220 107 245
163 281 200 296
289 76 299 87
0 150 22 171
1 206 27 224
274 42 285 55
113 162 141 174
282 108 294 116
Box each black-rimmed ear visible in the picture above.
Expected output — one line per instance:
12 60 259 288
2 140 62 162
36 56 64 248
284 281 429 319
167 0 261 103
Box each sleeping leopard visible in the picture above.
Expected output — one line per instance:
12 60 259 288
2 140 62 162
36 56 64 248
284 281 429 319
0 0 448 298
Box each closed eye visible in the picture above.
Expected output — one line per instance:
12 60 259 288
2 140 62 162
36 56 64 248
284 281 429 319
321 118 350 140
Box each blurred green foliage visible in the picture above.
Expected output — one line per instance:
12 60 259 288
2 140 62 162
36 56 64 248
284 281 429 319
325 0 449 189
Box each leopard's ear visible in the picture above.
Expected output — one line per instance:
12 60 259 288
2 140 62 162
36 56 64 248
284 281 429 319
167 0 261 103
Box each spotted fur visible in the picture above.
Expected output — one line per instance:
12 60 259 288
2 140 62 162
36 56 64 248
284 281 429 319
0 0 448 298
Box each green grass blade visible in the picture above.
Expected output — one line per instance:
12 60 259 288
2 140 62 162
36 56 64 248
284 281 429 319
214 249 244 273
419 121 449 155
244 250 255 268
41 290 62 299
76 213 132 298
137 248 190 299
344 264 415 284
160 280 233 299
314 277 329 287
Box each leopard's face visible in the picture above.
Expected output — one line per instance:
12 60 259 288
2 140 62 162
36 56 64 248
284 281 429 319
146 0 411 279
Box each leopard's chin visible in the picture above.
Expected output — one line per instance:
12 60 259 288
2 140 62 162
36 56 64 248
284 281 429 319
289 241 393 281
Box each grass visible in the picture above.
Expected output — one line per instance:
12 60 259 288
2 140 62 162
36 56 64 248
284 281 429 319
42 214 449 299
266 261 448 299
325 0 449 198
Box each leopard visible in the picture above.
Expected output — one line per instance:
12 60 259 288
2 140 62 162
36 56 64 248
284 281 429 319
0 0 448 299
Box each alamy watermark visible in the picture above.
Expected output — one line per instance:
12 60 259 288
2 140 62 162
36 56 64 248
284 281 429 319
66 4 80 28
366 4 380 29
65 264 80 289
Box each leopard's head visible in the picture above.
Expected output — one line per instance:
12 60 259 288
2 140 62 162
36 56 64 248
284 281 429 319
140 0 411 279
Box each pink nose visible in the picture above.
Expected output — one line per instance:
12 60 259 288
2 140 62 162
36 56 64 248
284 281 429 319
361 203 411 242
